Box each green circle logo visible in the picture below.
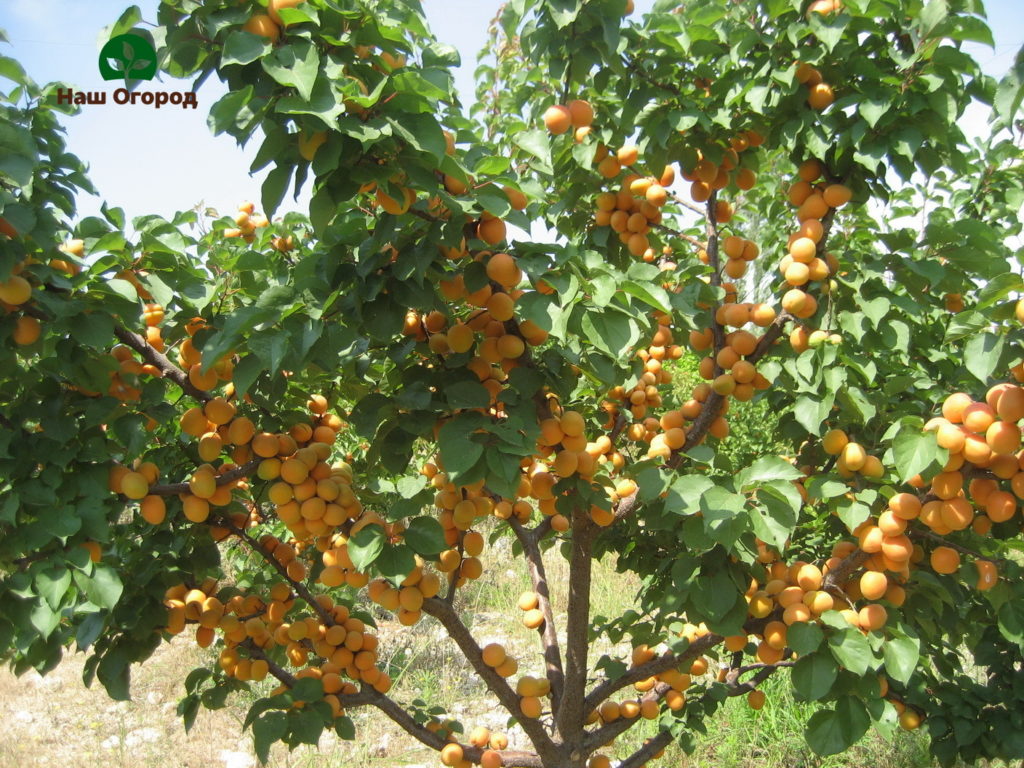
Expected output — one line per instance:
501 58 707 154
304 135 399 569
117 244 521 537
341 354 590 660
99 33 158 86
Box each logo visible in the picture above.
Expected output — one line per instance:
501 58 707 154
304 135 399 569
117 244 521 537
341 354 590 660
57 31 197 110
98 33 158 87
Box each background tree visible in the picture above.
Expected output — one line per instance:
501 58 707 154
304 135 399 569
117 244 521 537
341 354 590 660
1 1 1024 767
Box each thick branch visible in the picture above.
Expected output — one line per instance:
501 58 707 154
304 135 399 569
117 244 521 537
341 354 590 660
112 323 211 402
421 596 560 761
748 309 793 364
509 516 565 713
582 681 672 753
336 687 546 768
821 548 870 592
243 640 298 687
555 508 597 746
618 729 675 768
583 633 721 714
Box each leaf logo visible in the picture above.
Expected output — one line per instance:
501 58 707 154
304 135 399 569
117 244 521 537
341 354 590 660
98 33 158 87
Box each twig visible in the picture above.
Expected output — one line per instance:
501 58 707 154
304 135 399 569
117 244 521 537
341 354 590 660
112 324 211 403
144 459 260 497
668 190 710 217
220 517 336 628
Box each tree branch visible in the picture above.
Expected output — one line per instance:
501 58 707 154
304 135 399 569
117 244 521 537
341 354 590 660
618 728 675 768
112 323 211 403
509 516 565 714
555 507 597 746
221 516 336 628
421 596 560 761
144 459 260 497
582 633 721 714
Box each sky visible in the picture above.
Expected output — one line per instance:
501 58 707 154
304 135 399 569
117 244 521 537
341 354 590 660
1 0 1022 228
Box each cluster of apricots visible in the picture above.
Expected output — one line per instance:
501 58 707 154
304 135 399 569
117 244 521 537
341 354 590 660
407 251 549 381
715 378 1024 727
777 158 850 346
437 728 512 768
796 62 836 111
240 0 309 43
591 158 675 259
164 574 392 717
0 231 63 345
605 313 682 429
821 429 886 479
681 131 763 204
691 314 775 406
542 99 595 141
224 201 270 242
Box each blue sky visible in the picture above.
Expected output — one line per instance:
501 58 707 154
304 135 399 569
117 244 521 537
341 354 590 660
1 0 1021 226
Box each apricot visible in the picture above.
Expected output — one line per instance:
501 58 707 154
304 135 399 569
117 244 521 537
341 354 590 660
543 105 572 135
242 13 280 42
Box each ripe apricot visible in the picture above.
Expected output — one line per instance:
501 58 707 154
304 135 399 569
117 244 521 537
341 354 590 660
543 105 572 134
477 216 507 245
807 83 834 109
12 315 40 345
0 275 31 305
930 546 960 574
823 184 851 208
243 13 280 41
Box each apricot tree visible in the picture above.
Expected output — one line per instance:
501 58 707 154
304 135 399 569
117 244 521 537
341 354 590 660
2 1 1024 767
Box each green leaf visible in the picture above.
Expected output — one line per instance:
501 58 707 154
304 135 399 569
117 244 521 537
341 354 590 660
77 564 123 609
403 516 447 557
787 621 824 655
918 0 949 39
261 40 319 101
805 696 871 756
792 652 838 701
580 309 639 359
858 96 889 129
387 113 447 162
736 456 804 490
261 164 293 219
751 484 800 552
827 626 874 675
222 30 269 67
963 332 1005 383
97 648 131 700
34 565 71 610
514 128 553 175
437 415 485 475
997 598 1024 648
793 393 835 436
994 47 1024 127
347 524 385 572
882 632 920 684
891 423 944 483
253 711 288 764
473 156 511 175
620 280 672 314
375 544 416 584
